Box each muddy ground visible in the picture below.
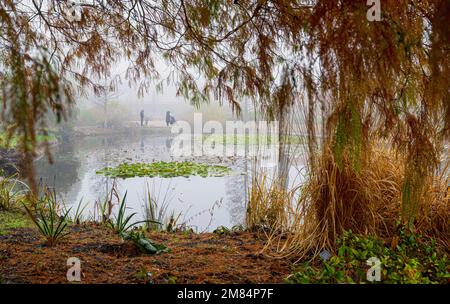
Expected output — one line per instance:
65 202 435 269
0 224 292 284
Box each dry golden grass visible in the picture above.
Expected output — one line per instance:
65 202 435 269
248 144 449 260
246 175 296 232
415 161 450 250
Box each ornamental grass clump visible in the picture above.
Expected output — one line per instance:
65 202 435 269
23 188 71 246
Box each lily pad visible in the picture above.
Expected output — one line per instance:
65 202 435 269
96 161 231 178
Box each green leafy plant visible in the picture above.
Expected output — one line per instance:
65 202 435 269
122 230 168 254
285 228 450 284
103 189 167 255
23 188 71 246
96 161 231 179
135 267 153 283
213 225 245 235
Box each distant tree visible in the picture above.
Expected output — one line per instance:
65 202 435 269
91 79 123 128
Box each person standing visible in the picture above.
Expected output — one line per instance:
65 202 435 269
165 111 171 126
140 109 144 126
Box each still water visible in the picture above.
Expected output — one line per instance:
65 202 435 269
34 131 249 232
34 130 306 231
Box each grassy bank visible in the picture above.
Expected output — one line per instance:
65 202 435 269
0 210 32 235
0 131 58 149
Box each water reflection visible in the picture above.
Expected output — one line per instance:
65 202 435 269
34 132 247 231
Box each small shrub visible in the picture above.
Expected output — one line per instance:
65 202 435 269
213 225 245 235
106 192 168 255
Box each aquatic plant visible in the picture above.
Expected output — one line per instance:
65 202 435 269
104 189 167 254
142 182 182 232
63 198 88 225
107 192 159 236
94 181 119 223
96 161 231 179
72 198 87 225
23 188 71 246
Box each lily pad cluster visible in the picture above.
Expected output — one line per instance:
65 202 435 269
96 161 231 178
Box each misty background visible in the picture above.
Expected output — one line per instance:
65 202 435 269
68 57 238 130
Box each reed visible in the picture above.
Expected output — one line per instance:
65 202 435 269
0 173 28 210
249 143 449 259
141 182 181 232
94 181 119 223
246 174 297 233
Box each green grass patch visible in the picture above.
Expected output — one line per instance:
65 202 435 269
0 210 33 235
96 161 232 178
0 131 57 149
285 228 450 284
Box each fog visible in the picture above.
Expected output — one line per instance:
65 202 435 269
72 58 236 128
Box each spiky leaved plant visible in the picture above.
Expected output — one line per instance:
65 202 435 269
23 188 71 246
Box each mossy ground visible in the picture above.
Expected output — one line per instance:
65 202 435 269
0 210 33 235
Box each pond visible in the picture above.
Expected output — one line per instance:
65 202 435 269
34 129 306 232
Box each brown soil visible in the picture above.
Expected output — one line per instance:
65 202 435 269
0 224 292 284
